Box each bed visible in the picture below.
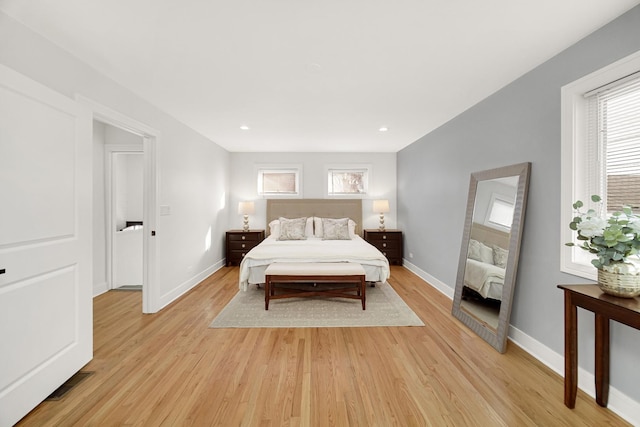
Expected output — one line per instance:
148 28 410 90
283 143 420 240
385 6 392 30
238 199 390 291
462 222 509 301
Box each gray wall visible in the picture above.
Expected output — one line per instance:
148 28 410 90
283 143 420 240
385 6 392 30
398 6 640 402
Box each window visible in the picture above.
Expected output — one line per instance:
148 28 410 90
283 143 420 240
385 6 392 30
327 167 369 196
561 50 640 279
587 76 640 213
257 167 300 196
485 194 514 231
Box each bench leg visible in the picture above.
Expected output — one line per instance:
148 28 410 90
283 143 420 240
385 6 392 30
361 276 366 310
265 276 270 310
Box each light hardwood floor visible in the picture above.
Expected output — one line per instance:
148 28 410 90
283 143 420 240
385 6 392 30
18 266 629 426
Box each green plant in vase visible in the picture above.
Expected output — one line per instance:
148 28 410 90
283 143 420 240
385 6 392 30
566 195 640 297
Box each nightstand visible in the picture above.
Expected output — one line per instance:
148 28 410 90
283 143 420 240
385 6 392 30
364 229 403 265
225 230 265 266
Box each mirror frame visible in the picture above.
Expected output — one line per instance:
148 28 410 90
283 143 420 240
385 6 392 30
452 162 531 353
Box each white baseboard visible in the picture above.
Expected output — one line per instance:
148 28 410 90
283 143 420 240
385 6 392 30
402 259 639 426
402 260 454 299
93 281 108 297
157 260 225 310
509 325 640 426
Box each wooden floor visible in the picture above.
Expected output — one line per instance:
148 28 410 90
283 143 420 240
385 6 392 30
18 266 629 426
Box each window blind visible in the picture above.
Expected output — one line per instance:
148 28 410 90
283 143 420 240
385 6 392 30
585 73 640 212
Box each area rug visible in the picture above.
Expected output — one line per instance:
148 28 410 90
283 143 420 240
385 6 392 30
209 282 425 328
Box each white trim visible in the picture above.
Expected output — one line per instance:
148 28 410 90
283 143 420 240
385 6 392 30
76 94 161 313
142 135 159 312
560 50 640 281
402 259 454 299
508 326 640 426
157 261 224 308
93 281 108 297
403 261 640 425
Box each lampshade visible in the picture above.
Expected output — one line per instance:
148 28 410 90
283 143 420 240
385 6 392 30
238 201 255 215
372 199 390 213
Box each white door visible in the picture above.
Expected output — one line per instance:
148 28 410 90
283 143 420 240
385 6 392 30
0 65 92 426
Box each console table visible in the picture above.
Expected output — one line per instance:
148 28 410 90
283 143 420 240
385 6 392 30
557 284 640 409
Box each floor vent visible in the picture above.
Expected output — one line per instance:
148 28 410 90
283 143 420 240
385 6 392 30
45 371 93 401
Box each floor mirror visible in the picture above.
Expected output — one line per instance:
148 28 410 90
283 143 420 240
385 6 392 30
452 162 531 353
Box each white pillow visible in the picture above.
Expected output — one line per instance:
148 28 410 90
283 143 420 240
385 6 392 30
278 217 308 240
270 217 313 238
468 239 494 264
314 217 356 238
321 218 351 240
268 219 280 238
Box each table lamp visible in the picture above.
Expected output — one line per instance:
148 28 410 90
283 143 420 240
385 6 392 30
238 201 255 231
373 200 390 231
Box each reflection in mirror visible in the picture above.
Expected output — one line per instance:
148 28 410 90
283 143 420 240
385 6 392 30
452 162 531 353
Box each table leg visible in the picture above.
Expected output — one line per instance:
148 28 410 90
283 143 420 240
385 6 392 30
595 313 610 407
564 290 578 408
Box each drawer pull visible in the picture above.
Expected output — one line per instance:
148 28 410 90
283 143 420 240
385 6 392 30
383 243 387 247
241 253 245 257
242 236 246 240
383 252 387 256
241 243 246 248
382 235 386 240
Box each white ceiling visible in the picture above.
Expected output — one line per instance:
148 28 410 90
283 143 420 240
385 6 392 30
1 1 638 152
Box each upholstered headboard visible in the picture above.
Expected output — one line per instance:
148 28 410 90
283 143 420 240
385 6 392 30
470 222 510 250
266 199 363 236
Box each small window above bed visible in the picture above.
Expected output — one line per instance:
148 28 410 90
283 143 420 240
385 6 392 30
257 166 301 197
326 165 370 197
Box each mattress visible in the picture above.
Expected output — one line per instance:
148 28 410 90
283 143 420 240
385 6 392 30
238 235 390 290
463 258 505 300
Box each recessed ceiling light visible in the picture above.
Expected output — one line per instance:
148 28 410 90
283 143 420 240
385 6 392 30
378 127 388 132
240 125 250 130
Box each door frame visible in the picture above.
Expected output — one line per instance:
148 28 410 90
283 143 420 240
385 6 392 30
77 95 159 313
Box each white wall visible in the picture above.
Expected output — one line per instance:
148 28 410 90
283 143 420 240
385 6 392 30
229 152 397 232
0 12 231 311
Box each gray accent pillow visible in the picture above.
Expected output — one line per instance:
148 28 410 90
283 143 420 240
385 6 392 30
492 245 509 268
322 218 351 240
278 217 307 240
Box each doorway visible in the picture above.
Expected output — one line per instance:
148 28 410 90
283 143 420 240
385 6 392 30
80 95 159 313
108 145 144 291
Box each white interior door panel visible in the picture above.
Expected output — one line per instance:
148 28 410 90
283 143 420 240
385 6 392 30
0 64 92 427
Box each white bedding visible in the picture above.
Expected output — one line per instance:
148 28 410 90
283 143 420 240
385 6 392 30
464 258 505 300
238 235 390 290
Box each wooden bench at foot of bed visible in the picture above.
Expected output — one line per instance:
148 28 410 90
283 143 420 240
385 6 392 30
264 262 366 310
